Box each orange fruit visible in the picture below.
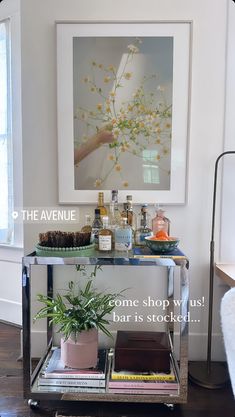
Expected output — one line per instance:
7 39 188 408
155 230 169 240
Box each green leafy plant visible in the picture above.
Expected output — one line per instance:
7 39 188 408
34 266 124 341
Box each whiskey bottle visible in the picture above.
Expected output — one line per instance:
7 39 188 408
98 216 112 252
97 192 108 220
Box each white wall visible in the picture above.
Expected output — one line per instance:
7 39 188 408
20 0 228 359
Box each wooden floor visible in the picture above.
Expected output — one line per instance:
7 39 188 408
0 322 234 417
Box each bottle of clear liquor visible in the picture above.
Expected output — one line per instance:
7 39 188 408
134 204 153 246
92 208 103 248
126 195 136 230
97 192 108 220
110 190 122 226
115 217 132 251
98 216 112 252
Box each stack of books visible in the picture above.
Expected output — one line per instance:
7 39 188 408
107 352 179 396
37 347 108 393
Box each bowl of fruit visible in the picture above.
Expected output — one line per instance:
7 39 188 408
145 231 179 254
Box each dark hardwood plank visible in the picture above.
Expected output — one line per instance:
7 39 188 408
0 322 234 417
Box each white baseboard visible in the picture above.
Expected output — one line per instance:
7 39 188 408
0 298 22 326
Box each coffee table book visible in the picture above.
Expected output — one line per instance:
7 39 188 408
39 347 107 381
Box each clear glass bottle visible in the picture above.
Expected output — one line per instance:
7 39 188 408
126 195 136 230
97 192 108 220
98 216 112 252
92 208 103 248
110 190 122 226
134 204 153 246
115 217 132 251
81 214 92 233
121 203 128 220
152 207 170 235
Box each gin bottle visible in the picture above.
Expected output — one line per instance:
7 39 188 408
134 204 153 246
115 218 132 251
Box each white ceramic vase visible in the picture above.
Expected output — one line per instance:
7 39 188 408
61 328 98 369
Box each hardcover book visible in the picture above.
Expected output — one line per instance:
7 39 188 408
110 354 176 381
40 347 107 380
108 388 179 395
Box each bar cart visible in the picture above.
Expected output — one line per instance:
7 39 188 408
22 249 189 411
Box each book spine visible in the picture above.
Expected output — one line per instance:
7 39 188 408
111 375 175 381
108 388 179 395
43 372 105 380
38 378 105 387
37 385 106 393
109 381 178 389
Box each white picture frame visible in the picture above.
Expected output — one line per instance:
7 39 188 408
57 21 191 204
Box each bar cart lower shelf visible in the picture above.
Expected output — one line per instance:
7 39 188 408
22 249 189 411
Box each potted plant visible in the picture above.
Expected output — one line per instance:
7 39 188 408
34 266 124 369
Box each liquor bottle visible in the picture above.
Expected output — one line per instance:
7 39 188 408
126 195 136 230
97 192 108 220
110 190 122 226
134 204 153 246
152 207 170 235
92 209 103 248
121 203 128 221
81 214 92 233
98 216 113 252
115 218 132 251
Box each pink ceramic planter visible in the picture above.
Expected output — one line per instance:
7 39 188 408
61 328 98 369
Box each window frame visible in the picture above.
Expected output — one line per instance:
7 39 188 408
0 1 23 249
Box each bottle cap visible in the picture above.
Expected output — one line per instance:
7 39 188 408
95 208 100 215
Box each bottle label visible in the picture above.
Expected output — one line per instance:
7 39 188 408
115 229 132 251
99 235 112 251
92 228 100 245
135 230 153 246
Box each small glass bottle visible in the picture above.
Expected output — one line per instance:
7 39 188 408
111 190 122 226
97 192 108 220
115 217 132 251
81 214 92 233
126 195 136 230
134 204 153 246
98 216 113 252
121 203 128 220
92 208 103 248
152 207 170 235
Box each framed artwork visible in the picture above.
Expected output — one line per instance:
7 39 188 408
57 21 191 204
